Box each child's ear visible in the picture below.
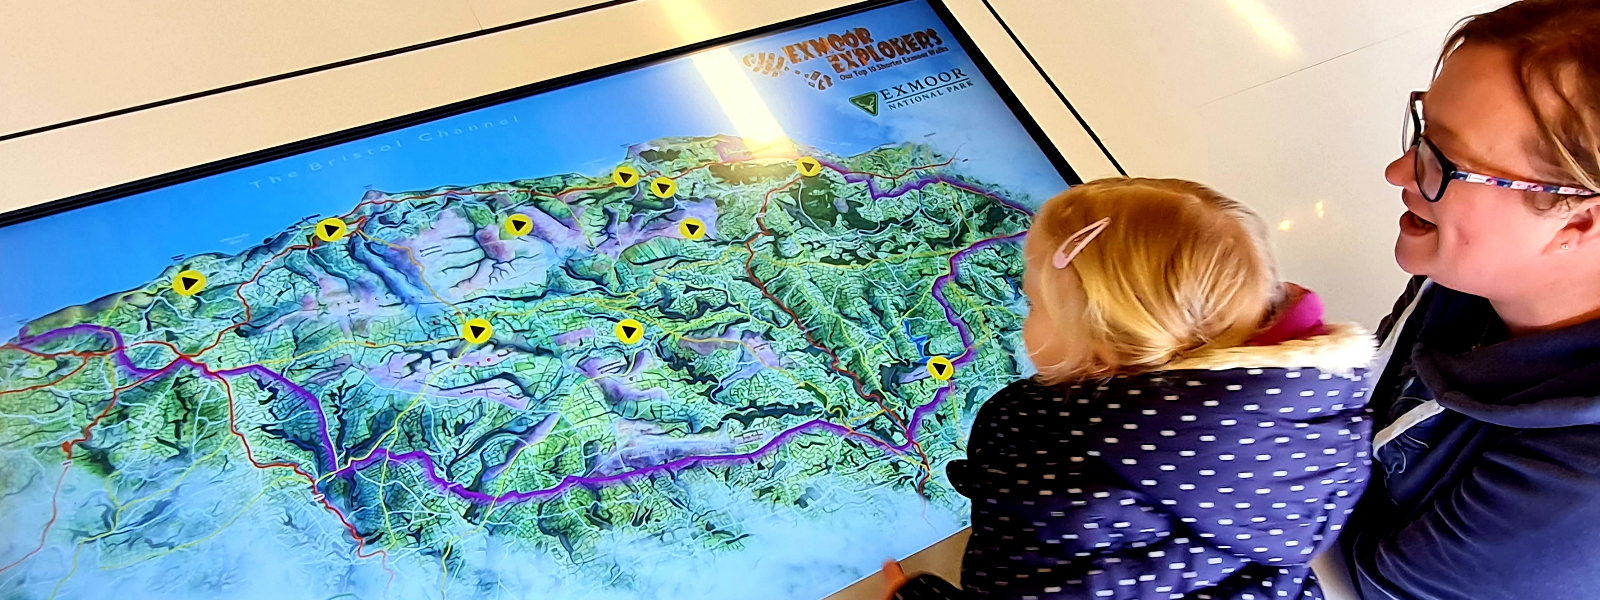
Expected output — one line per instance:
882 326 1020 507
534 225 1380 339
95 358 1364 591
1555 200 1600 253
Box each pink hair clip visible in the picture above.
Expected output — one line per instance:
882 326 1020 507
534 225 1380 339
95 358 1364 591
1052 217 1111 269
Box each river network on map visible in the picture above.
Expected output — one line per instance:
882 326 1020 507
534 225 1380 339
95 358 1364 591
0 2 1072 599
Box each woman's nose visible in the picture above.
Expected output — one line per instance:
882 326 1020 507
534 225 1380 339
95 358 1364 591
1386 148 1418 192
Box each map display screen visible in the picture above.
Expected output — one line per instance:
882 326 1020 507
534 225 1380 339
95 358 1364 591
0 1 1073 598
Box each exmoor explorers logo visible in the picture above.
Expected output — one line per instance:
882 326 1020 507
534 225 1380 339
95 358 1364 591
741 26 950 91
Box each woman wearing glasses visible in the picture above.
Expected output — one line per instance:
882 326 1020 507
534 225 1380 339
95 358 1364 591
1340 1 1600 599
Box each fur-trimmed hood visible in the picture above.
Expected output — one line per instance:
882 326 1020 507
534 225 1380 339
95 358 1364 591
1168 322 1377 376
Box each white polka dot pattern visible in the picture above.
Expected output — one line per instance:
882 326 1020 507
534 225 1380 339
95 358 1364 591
911 367 1372 600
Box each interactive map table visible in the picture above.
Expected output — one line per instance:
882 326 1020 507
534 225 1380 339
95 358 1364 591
0 1 1074 598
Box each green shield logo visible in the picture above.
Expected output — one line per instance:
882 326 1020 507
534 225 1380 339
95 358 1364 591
849 92 880 116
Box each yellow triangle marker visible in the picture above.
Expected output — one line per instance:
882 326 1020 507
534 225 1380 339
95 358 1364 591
679 218 706 240
927 356 954 381
462 318 494 344
504 214 533 237
613 165 640 187
796 156 823 177
315 217 349 243
173 270 207 297
650 177 677 199
615 318 644 344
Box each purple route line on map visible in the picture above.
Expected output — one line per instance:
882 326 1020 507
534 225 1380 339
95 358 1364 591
341 218 1017 504
817 159 1039 218
905 230 1028 444
10 172 1029 505
13 323 916 505
336 418 900 504
15 324 340 471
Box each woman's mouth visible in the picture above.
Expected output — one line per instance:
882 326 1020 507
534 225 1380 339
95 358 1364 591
1400 210 1437 236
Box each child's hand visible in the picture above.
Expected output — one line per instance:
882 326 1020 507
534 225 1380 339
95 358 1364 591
880 559 909 600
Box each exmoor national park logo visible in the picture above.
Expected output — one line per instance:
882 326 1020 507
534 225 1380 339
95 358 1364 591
850 68 974 116
850 92 880 116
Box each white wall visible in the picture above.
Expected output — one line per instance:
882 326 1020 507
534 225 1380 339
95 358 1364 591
988 0 1509 324
0 0 1118 216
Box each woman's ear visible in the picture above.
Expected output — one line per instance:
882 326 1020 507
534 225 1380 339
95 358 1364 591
1554 199 1600 253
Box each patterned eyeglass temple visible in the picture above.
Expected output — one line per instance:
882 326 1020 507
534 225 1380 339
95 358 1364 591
1452 171 1597 197
1411 91 1597 198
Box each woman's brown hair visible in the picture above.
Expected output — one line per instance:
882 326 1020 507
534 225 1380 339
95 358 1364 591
1445 0 1600 210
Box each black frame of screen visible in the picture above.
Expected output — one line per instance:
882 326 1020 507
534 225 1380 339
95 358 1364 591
0 0 1082 230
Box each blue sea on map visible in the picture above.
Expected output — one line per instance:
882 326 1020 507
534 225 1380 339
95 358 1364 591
0 2 1063 326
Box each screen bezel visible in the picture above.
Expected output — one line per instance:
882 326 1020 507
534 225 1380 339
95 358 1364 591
0 0 1080 230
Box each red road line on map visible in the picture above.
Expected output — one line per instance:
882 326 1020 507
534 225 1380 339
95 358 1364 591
2 341 162 362
190 242 312 358
204 155 942 357
0 462 69 575
0 360 88 397
191 220 394 563
0 345 75 359
0 343 393 576
0 176 598 570
70 382 124 454
213 377 392 564
737 176 936 482
0 155 980 570
544 185 611 197
111 349 381 561
0 164 723 576
0 377 123 576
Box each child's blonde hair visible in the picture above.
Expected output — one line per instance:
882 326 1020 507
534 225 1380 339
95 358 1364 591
1030 177 1279 384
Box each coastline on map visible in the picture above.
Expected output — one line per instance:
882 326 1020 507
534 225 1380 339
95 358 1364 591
0 1 1063 328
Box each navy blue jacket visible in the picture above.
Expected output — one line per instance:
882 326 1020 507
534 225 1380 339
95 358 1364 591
1344 279 1600 600
897 324 1375 600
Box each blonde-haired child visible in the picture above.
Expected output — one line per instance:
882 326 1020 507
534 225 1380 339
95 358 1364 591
887 178 1375 600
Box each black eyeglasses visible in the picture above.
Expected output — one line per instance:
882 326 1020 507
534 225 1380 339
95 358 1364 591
1403 90 1596 202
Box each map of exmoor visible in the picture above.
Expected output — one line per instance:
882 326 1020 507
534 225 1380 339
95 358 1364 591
0 136 1038 599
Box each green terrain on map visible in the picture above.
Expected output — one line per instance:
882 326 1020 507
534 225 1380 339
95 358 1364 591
0 136 1034 595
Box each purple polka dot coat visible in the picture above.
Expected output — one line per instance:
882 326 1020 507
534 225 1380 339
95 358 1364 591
897 323 1376 600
